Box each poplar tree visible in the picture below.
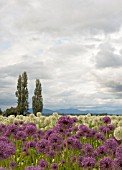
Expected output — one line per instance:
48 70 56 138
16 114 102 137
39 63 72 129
32 79 43 115
15 72 29 115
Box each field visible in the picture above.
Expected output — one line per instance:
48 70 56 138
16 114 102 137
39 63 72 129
0 113 122 170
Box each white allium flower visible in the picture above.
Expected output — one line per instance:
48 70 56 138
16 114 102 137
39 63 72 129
8 115 15 123
52 112 59 117
30 113 35 118
37 112 42 117
25 119 30 124
86 113 91 117
118 120 122 127
111 120 118 128
114 126 122 140
44 117 50 125
19 115 24 120
14 118 20 122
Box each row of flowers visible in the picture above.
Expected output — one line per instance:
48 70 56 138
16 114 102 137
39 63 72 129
0 114 122 169
0 112 122 130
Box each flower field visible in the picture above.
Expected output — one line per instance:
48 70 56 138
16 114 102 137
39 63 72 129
0 112 122 170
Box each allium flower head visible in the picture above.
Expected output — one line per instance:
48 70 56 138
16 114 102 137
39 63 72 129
83 144 94 156
25 125 37 136
57 116 74 129
115 144 122 158
99 157 113 170
104 138 118 152
95 145 107 156
114 126 122 140
36 139 48 154
0 140 16 160
10 162 16 168
113 157 122 170
82 157 96 169
48 133 63 145
102 116 111 124
50 163 58 170
37 112 42 117
24 166 40 170
38 159 48 168
107 124 114 131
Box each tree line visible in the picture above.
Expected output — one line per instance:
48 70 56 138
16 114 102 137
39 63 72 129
2 71 43 116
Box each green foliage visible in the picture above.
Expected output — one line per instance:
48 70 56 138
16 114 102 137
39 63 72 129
15 71 29 115
0 108 2 115
3 107 17 117
32 79 43 115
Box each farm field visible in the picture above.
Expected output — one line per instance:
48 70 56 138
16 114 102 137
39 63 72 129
0 113 122 170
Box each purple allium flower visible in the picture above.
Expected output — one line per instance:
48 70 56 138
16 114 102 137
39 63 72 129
95 145 107 156
113 157 122 170
50 163 58 170
102 116 111 124
48 133 63 145
19 121 24 125
25 125 37 136
61 159 65 164
89 129 97 137
99 157 113 170
99 126 105 133
28 122 36 127
94 133 105 141
15 131 26 140
72 117 78 123
73 138 82 150
66 131 71 137
36 139 48 154
37 129 45 138
81 157 96 169
65 137 81 150
0 140 16 160
83 144 94 156
104 138 118 152
79 124 90 134
10 161 16 168
5 124 18 136
107 124 114 131
24 141 36 149
46 149 56 158
0 168 8 170
53 124 66 135
57 116 74 129
24 166 40 170
70 126 79 132
66 136 74 145
102 127 111 134
38 159 48 168
14 122 19 126
0 136 10 143
78 156 84 167
76 130 83 138
115 144 122 158
44 129 56 139
0 124 6 134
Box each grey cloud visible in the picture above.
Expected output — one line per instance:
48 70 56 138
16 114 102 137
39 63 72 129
0 0 122 39
92 68 122 101
94 43 122 68
0 60 54 79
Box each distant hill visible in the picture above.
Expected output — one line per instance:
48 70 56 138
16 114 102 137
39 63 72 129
28 108 122 115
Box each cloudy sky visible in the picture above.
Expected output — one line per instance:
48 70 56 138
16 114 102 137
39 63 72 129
0 0 122 112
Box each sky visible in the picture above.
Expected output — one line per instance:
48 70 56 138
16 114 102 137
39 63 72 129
0 0 122 112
